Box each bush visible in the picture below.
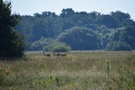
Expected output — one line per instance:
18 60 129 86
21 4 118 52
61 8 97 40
30 38 70 51
105 41 133 51
52 44 71 52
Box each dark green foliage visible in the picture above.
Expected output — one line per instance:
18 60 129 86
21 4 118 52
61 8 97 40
96 14 119 28
29 38 68 51
124 26 135 49
111 11 131 27
109 26 135 49
106 41 132 51
97 25 112 49
57 27 98 50
0 0 25 57
52 44 71 52
60 8 75 18
15 8 135 51
29 38 51 51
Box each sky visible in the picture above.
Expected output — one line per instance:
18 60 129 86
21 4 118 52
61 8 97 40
6 0 135 20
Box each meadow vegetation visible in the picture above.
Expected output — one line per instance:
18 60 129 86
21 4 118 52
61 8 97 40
0 51 135 90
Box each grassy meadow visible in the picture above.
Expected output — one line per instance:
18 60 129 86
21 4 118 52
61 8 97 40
0 51 135 90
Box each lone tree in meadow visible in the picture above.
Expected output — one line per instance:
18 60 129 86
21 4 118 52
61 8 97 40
0 0 25 58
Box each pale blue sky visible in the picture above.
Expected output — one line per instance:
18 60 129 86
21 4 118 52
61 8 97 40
6 0 135 20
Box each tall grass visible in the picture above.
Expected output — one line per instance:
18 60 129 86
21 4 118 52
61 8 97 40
0 51 135 90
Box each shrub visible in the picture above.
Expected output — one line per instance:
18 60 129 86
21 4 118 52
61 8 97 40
105 41 133 51
52 44 71 52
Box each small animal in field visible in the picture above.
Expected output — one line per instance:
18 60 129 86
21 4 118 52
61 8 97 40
53 52 67 57
53 52 61 57
43 52 51 57
61 53 67 57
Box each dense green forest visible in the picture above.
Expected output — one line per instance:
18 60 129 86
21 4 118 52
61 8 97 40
15 8 135 51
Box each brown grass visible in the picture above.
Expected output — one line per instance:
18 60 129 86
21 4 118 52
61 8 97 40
0 51 135 90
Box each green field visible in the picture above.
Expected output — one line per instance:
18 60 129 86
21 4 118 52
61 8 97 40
0 51 135 90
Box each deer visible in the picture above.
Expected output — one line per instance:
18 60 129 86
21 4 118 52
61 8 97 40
43 52 51 57
53 52 67 57
53 52 61 57
61 53 67 57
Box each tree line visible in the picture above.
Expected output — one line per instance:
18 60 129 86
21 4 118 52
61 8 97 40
16 8 135 51
1 0 135 58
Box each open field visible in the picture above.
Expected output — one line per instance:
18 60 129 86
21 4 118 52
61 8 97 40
0 51 135 90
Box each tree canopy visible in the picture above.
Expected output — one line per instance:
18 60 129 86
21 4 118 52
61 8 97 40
0 0 25 57
15 8 135 51
57 27 98 50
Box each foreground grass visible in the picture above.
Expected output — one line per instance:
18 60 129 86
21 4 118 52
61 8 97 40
0 51 135 90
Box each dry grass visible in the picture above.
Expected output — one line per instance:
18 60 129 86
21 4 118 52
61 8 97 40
0 51 135 90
